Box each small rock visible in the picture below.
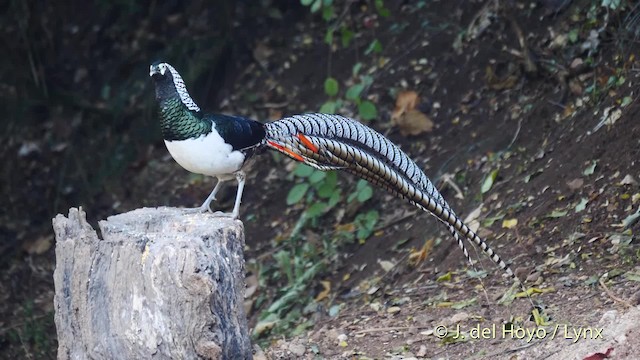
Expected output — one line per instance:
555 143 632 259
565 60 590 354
620 174 637 186
387 306 401 314
416 344 427 357
288 343 305 356
413 314 434 326
449 311 470 324
253 345 268 360
525 271 541 283
337 333 348 342
599 310 618 326
570 58 584 69
567 178 584 191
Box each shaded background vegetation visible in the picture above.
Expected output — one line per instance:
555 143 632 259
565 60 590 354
1 1 308 357
1 0 299 254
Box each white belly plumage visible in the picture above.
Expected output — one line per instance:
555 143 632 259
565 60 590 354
164 130 245 177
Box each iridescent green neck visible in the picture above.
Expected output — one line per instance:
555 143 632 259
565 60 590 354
159 98 211 141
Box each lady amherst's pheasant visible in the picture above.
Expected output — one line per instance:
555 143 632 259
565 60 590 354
149 62 518 281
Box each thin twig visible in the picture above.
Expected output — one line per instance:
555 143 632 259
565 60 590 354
254 101 289 109
440 173 465 199
485 341 538 358
507 117 523 149
599 277 633 307
354 325 432 334
373 211 418 232
0 314 51 335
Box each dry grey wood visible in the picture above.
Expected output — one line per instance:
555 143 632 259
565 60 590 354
52 207 252 360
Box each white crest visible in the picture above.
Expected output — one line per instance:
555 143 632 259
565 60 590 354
164 63 201 112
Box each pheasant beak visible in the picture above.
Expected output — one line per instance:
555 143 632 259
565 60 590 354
149 63 166 77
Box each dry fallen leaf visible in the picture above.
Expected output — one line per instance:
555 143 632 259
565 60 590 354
23 235 52 255
245 274 259 298
253 320 277 337
485 65 519 90
502 218 518 229
391 90 419 122
409 238 434 266
315 280 331 301
390 90 433 136
378 259 396 272
394 109 434 136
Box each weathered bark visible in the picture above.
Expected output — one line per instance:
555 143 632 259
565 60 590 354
52 207 252 360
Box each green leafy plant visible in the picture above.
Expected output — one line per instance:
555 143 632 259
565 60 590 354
256 163 379 340
354 209 380 241
321 63 379 120
4 301 55 358
256 0 391 342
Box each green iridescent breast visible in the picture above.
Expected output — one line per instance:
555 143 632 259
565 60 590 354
159 99 211 141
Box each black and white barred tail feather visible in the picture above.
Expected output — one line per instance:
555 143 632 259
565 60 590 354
265 113 514 280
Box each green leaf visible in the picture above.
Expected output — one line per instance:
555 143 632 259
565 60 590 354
624 271 640 282
324 29 334 45
307 202 327 218
357 228 371 240
365 39 383 55
481 169 499 194
365 210 379 228
346 84 364 101
293 164 314 177
466 269 488 279
310 0 322 12
358 101 377 121
602 0 622 11
300 0 314 5
357 185 373 202
273 250 293 282
374 0 390 17
568 29 579 43
482 214 505 227
575 198 588 212
341 28 354 47
309 170 326 184
319 101 337 113
328 190 341 207
329 304 341 317
622 207 640 228
361 75 374 86
287 183 310 205
318 182 336 198
547 209 568 218
325 171 337 186
451 297 476 310
324 77 339 96
352 62 363 76
583 161 597 176
322 4 334 21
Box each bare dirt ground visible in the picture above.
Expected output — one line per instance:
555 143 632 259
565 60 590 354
2 1 640 359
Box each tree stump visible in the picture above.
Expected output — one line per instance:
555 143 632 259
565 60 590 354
52 207 252 360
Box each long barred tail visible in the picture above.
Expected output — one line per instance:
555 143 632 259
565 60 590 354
264 113 516 280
